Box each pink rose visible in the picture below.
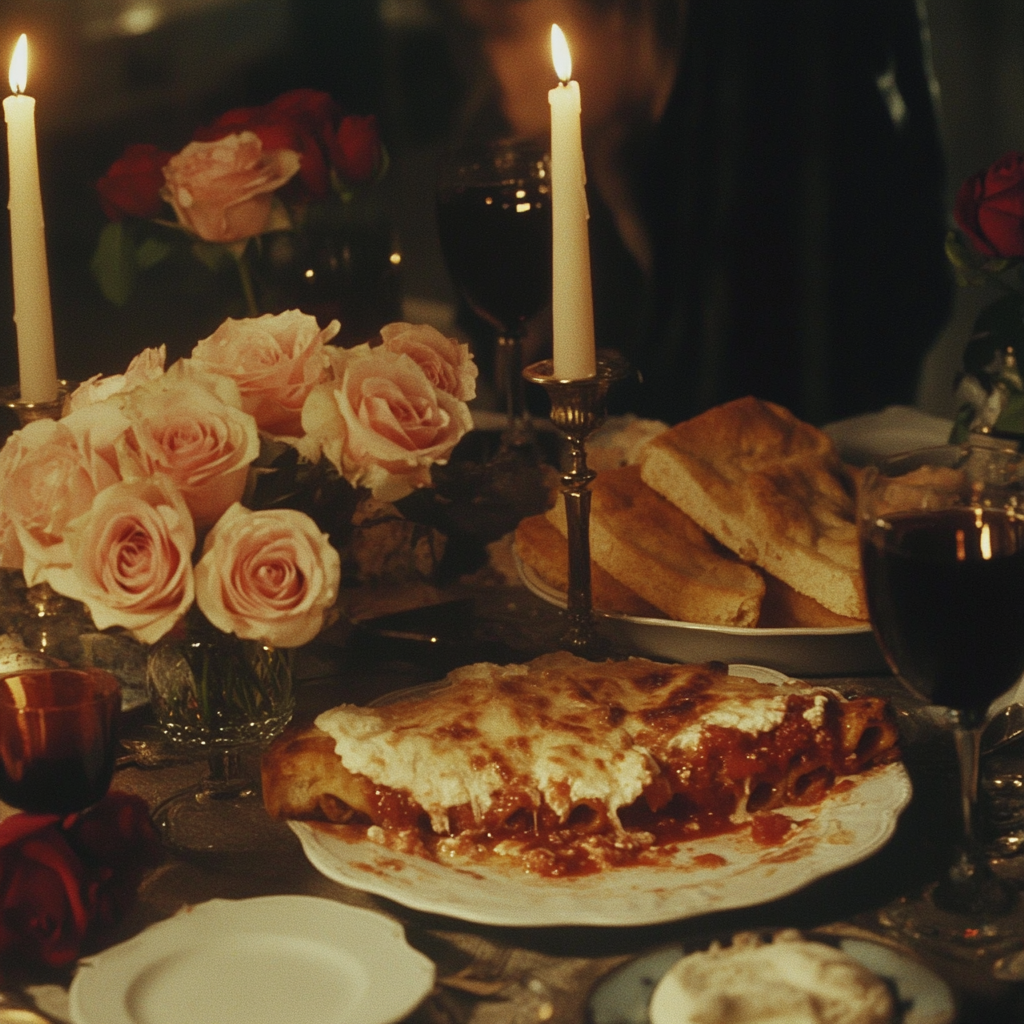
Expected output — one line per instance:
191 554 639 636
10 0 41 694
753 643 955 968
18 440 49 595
190 311 337 436
64 345 166 415
160 132 301 244
116 366 260 531
43 477 195 644
0 416 124 583
194 504 340 647
301 345 473 501
379 322 478 402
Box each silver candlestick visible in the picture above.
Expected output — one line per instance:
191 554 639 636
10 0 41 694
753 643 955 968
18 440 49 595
523 351 630 654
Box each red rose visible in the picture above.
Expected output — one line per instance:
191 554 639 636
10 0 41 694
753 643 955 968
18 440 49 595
0 814 91 967
66 792 162 930
196 92 337 202
954 151 1024 260
95 143 172 221
331 114 382 185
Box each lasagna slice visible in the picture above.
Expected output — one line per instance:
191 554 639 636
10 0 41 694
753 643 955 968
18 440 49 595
262 653 899 874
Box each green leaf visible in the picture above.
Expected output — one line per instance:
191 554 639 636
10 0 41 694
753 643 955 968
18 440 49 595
90 221 138 306
191 240 236 273
135 234 172 271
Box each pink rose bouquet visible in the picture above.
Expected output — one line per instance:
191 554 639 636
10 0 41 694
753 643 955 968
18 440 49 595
91 88 387 317
0 310 475 652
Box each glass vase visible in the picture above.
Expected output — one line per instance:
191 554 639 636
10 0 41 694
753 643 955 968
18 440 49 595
146 623 293 750
145 619 295 854
251 197 402 346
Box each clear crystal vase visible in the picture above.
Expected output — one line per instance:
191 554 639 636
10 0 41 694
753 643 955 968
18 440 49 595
145 615 295 854
146 622 293 750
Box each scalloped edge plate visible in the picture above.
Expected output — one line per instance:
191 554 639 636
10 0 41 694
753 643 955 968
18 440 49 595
68 896 435 1024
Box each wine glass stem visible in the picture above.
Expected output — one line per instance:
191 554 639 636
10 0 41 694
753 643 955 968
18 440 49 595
496 334 533 447
932 713 1016 917
952 719 983 848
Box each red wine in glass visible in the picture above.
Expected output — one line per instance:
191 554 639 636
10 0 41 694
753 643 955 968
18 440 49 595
436 138 552 447
858 444 1024 951
861 506 1024 715
0 668 121 814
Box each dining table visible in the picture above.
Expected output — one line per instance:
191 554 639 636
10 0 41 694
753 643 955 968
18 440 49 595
1 426 1023 1024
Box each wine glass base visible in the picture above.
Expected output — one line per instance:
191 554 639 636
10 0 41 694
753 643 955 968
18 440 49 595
878 882 1024 958
153 785 291 857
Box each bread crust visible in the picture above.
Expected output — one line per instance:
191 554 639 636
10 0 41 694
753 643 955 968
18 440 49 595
514 513 663 617
545 465 765 626
640 397 867 619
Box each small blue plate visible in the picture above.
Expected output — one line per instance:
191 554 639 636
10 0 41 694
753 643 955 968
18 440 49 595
588 934 955 1024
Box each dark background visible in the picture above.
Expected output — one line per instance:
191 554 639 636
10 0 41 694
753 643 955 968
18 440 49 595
0 0 1020 417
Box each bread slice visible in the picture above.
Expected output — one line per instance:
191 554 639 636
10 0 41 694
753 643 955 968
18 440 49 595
545 465 765 626
514 514 662 618
640 397 867 620
758 573 865 628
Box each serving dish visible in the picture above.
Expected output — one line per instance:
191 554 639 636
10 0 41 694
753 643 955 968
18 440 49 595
291 667 911 927
68 895 435 1024
515 555 886 677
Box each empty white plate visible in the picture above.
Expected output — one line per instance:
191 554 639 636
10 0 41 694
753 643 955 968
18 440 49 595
68 895 436 1024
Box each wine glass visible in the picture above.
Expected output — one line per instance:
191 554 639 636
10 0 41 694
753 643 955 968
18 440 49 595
436 136 552 449
0 667 121 814
859 442 1024 952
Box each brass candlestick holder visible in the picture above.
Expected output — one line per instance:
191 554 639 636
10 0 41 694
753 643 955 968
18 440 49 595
1 381 75 426
523 351 630 654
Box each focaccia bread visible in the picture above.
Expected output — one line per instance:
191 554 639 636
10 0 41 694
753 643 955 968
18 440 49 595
542 465 765 626
514 512 662 618
263 652 899 875
640 397 867 619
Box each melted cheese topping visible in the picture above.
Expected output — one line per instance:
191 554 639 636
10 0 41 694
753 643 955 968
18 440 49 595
315 659 657 833
313 653 873 838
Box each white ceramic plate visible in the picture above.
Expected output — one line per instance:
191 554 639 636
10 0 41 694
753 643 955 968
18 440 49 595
67 895 436 1024
590 935 955 1024
292 667 911 928
515 554 886 677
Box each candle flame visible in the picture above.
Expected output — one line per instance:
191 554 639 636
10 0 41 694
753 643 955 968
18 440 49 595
551 24 572 83
9 34 27 95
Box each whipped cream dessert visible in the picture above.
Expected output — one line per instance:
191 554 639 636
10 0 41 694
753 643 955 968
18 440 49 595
649 931 894 1024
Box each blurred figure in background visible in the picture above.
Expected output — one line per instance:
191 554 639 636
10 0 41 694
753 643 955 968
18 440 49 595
443 0 953 426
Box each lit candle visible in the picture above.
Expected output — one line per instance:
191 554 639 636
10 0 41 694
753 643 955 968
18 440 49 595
548 24 596 380
4 34 57 405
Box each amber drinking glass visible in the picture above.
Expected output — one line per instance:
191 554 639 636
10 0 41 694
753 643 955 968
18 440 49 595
0 668 121 814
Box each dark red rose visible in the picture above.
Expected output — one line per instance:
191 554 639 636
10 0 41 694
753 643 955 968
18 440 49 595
331 114 382 185
95 143 172 221
196 93 335 202
954 151 1024 260
66 792 162 931
0 814 91 967
268 89 338 144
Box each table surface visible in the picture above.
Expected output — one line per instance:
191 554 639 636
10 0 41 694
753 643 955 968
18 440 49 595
4 579 1024 1024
